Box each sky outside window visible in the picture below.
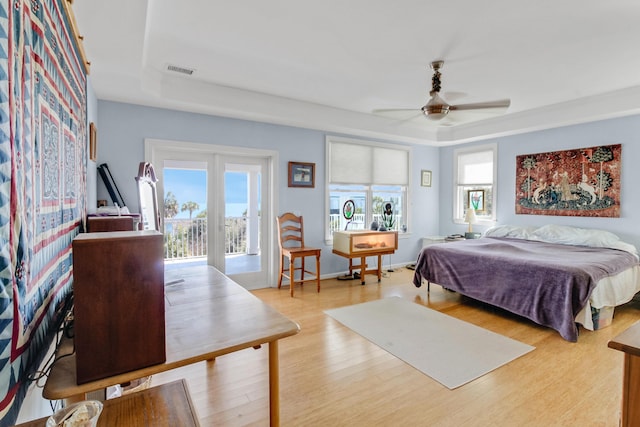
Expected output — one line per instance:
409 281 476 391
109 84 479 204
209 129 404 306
163 169 248 218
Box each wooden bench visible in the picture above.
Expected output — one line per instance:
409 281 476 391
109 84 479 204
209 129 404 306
15 379 199 426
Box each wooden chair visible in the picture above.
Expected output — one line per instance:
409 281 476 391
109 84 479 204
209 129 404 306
276 212 321 297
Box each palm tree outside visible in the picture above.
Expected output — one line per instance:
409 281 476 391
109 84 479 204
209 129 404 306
181 201 200 219
164 191 179 218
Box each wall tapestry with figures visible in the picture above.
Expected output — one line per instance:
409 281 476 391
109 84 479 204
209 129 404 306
0 0 87 424
515 144 620 217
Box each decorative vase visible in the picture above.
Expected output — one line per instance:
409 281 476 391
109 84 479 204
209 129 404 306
370 221 378 230
379 224 387 231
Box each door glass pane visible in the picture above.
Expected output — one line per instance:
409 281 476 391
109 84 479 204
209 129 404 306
162 164 207 269
224 167 261 275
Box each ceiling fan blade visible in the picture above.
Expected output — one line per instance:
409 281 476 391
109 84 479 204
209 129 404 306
372 108 420 114
398 112 426 123
372 109 425 124
449 99 511 111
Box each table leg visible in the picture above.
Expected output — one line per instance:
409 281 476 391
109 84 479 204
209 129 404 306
360 257 366 285
377 255 382 281
621 353 640 426
269 340 280 427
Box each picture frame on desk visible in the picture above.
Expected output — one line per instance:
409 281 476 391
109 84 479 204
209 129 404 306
288 161 315 188
468 189 485 212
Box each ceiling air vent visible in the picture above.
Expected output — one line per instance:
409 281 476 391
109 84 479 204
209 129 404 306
166 64 195 76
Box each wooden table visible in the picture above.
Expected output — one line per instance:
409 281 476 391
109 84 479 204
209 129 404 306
43 266 300 426
608 320 640 427
17 379 199 426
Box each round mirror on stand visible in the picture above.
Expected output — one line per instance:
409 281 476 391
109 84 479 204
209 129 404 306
342 199 355 230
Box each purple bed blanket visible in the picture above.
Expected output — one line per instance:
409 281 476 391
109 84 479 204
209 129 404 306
412 237 638 341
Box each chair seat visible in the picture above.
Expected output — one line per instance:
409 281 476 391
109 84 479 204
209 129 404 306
282 247 321 257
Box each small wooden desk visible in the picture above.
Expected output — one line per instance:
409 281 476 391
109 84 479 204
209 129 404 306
43 266 300 426
332 231 398 285
608 320 640 427
17 379 199 427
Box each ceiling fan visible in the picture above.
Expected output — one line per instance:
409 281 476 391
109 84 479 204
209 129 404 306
376 60 511 123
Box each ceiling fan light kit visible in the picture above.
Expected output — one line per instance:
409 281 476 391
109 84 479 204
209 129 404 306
423 90 450 119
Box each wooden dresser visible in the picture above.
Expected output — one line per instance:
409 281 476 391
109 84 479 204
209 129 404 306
72 231 165 384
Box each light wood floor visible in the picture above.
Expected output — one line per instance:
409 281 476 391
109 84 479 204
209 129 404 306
153 266 640 426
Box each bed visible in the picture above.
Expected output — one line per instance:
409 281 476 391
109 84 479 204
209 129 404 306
412 225 640 342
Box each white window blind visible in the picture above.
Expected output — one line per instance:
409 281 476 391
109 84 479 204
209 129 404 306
330 141 408 185
457 150 493 184
453 143 497 222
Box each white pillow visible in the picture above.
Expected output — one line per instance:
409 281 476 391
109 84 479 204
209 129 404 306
529 224 638 256
483 225 535 240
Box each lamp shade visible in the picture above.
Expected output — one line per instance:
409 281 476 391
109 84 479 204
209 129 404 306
464 207 477 224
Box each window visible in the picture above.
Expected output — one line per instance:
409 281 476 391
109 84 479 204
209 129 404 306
326 136 410 240
453 144 497 224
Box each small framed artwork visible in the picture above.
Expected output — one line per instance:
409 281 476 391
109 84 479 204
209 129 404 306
89 122 97 162
468 189 485 212
421 170 432 187
288 161 315 188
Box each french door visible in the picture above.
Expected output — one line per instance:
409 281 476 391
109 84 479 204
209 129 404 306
145 139 276 289
219 156 269 287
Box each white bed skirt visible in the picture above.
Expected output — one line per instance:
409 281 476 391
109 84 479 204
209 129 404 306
576 265 640 331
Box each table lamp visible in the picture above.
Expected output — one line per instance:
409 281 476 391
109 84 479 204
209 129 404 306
464 208 477 239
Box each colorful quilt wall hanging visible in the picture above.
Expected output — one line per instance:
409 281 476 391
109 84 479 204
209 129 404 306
0 0 87 424
516 144 621 217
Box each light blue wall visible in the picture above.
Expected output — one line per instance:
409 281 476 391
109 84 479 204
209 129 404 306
438 115 640 250
85 77 99 215
95 100 640 278
96 101 441 276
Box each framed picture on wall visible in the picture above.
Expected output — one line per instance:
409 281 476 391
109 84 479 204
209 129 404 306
89 122 97 162
421 170 432 187
288 162 315 188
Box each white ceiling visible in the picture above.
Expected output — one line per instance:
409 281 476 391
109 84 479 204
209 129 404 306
72 1 640 146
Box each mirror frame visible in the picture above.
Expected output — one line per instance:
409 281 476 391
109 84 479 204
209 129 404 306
136 162 161 231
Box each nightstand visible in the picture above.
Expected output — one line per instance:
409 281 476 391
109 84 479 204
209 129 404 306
422 236 446 248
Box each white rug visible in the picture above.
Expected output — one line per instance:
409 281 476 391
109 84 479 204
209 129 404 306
324 297 534 389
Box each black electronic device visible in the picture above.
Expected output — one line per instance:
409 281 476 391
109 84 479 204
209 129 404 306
97 163 126 208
